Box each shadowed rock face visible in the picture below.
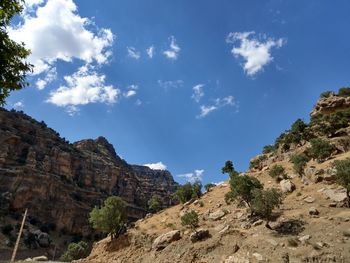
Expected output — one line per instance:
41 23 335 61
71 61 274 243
0 108 178 235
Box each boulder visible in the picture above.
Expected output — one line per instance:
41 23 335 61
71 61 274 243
280 179 295 193
32 256 48 261
224 254 250 263
190 228 209 242
152 230 181 250
252 253 263 261
37 232 50 248
304 196 315 203
309 207 319 216
323 187 348 203
208 209 226 221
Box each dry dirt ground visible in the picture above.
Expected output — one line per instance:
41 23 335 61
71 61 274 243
76 153 350 263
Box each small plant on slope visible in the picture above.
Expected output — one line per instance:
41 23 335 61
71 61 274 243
309 138 334 162
60 241 89 262
148 195 161 212
290 154 309 175
269 164 287 181
181 210 199 231
333 159 350 207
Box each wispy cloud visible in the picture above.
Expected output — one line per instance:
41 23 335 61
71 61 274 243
35 67 57 90
13 101 24 110
192 84 205 103
123 84 138 98
178 169 204 183
158 80 184 90
127 46 141 59
226 31 285 76
197 95 238 118
146 45 155 58
144 162 167 170
163 36 180 60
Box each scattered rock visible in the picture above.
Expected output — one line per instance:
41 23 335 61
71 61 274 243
329 202 337 207
193 200 199 206
323 187 348 203
304 196 315 203
240 222 251 229
152 230 181 250
252 253 263 261
309 207 319 216
208 209 226 221
343 229 350 237
32 256 48 261
219 225 230 234
190 228 210 242
280 179 295 193
266 239 278 247
224 254 249 263
299 235 311 244
252 219 264 227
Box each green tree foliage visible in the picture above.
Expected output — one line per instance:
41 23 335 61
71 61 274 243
180 210 199 230
0 0 33 105
148 195 161 212
251 188 283 222
221 160 239 178
89 196 127 240
262 145 276 154
204 183 215 192
309 138 334 162
173 182 202 203
290 154 309 175
225 175 263 206
338 87 350 97
1 224 13 236
320 91 334 98
310 109 350 137
268 164 287 181
249 155 268 170
60 241 89 262
333 159 350 206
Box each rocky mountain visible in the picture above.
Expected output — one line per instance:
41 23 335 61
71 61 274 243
0 107 178 238
76 90 350 263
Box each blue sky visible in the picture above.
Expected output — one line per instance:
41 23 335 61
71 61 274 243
6 0 350 185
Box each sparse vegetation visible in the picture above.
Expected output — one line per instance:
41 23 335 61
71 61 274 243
268 164 287 181
60 241 89 262
204 183 215 192
148 195 161 212
310 109 350 137
225 174 263 206
309 138 334 162
249 155 267 170
333 159 350 206
320 91 334 98
338 87 350 97
1 224 13 236
222 160 239 178
250 188 283 227
173 182 202 204
89 196 127 240
181 210 199 230
290 154 309 175
198 200 204 207
262 144 277 154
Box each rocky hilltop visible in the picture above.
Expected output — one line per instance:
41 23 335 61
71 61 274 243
0 108 178 237
77 90 350 263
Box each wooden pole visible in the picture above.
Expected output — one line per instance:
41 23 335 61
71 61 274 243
10 208 28 263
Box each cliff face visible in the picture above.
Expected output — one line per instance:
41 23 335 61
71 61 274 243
0 108 178 235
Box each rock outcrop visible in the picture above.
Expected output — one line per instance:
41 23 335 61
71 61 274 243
0 108 178 235
310 94 350 116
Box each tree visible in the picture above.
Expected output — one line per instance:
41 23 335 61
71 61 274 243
250 188 283 229
290 154 309 175
89 196 127 240
148 195 161 212
225 175 263 206
173 182 202 204
0 0 33 106
320 91 334 98
333 159 350 207
268 164 287 181
60 241 89 262
309 138 334 162
204 183 215 192
262 145 276 154
338 87 350 97
181 210 199 230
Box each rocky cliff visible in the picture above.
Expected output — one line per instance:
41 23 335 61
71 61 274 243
0 108 178 236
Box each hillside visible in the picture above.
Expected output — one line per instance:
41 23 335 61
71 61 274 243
0 108 178 259
77 91 350 263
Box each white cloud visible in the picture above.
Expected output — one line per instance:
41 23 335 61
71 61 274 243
9 0 114 75
178 169 204 183
143 162 167 170
127 47 141 60
192 84 204 103
197 95 238 118
158 80 184 90
163 36 180 60
123 84 138 98
226 31 285 76
47 65 119 109
65 105 79 116
146 46 155 58
135 99 142 106
35 67 57 90
13 101 24 109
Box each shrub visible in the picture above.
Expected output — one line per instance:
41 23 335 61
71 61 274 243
198 201 204 207
225 175 263 206
1 224 13 236
249 155 268 170
333 159 350 206
320 91 334 98
338 87 350 97
89 196 127 240
173 182 202 204
60 241 89 262
262 145 276 154
181 210 199 230
290 154 309 175
148 195 161 212
309 138 334 162
310 109 350 137
222 160 239 178
268 165 287 181
250 188 283 222
204 183 215 192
